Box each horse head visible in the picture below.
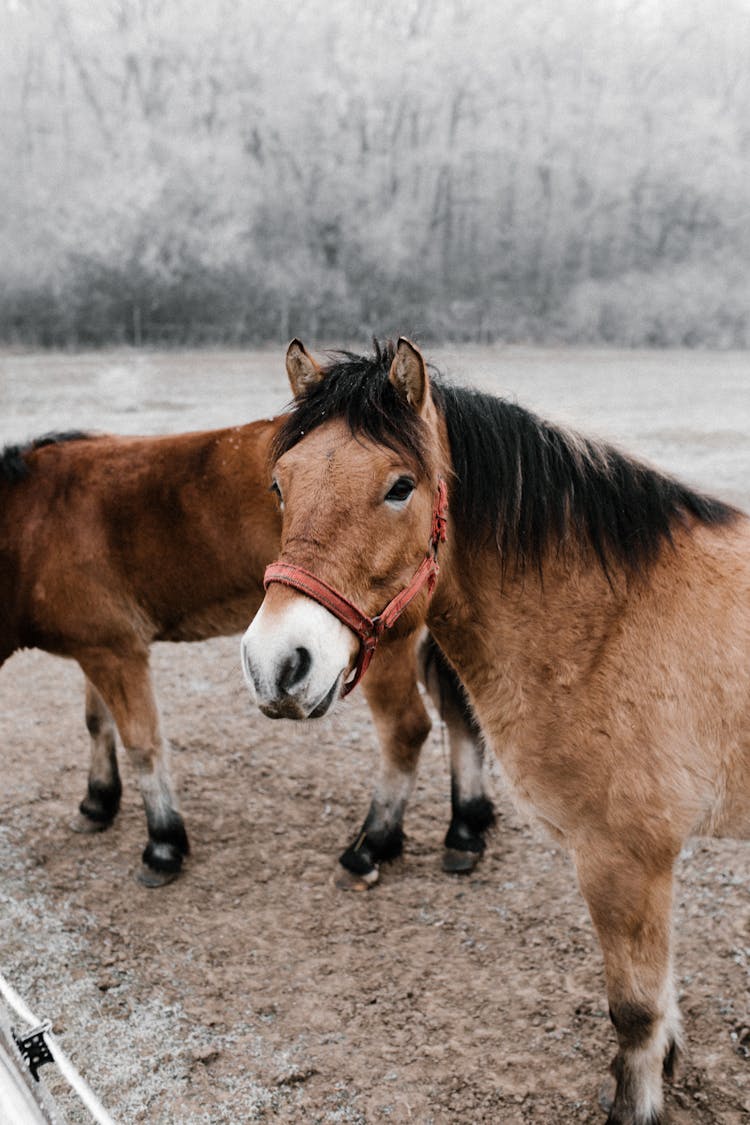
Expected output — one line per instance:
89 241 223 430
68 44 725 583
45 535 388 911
241 338 446 719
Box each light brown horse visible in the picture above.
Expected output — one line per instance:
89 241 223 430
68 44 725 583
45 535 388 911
241 338 750 1125
0 418 492 886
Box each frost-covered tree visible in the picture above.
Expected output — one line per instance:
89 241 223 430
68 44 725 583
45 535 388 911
1 0 749 344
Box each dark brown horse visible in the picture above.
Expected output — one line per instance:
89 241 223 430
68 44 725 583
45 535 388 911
0 420 492 886
241 338 749 1124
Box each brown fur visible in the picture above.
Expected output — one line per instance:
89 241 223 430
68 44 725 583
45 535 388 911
1 419 480 881
252 338 750 1123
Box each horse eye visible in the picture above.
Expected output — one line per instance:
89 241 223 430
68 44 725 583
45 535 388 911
385 476 415 504
269 480 284 509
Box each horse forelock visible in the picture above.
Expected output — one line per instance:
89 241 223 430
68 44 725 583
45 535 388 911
271 340 433 474
272 341 741 581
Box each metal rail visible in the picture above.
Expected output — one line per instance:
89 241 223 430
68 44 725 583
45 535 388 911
0 969 116 1125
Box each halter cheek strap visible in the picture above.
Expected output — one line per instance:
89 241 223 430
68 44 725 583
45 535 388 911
263 478 448 696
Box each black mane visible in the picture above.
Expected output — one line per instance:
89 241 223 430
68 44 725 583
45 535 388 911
0 431 92 483
272 341 740 579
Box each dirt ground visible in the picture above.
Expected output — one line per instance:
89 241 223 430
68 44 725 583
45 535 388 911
0 348 749 1124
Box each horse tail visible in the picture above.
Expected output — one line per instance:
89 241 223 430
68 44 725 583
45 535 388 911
0 431 92 483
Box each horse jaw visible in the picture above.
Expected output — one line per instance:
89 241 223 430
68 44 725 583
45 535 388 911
241 593 358 719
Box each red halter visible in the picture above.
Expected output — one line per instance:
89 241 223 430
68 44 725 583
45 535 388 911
263 478 448 696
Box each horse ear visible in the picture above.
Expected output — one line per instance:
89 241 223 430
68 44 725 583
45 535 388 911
286 339 324 397
388 337 428 412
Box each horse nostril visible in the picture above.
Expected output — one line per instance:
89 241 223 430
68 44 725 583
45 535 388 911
278 646 312 694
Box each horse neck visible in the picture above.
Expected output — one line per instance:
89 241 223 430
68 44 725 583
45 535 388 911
428 510 626 707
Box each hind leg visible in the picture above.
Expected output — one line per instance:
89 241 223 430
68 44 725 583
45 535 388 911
77 647 189 886
71 678 122 833
421 638 495 873
575 845 681 1125
338 633 432 889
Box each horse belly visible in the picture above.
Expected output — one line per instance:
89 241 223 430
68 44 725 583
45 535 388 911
155 591 265 642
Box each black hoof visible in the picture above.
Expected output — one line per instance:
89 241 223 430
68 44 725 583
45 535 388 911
445 794 495 860
339 823 404 880
143 836 186 867
78 782 121 827
442 846 482 874
136 864 179 888
143 810 190 876
339 844 375 876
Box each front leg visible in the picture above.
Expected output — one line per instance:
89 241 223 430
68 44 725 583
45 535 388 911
420 637 495 873
77 647 189 886
71 678 122 833
338 633 431 889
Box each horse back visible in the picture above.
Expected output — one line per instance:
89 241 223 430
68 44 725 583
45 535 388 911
1 420 281 656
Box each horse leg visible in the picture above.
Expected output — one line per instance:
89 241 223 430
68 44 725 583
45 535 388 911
71 678 122 833
420 636 495 873
337 633 432 890
575 846 681 1125
77 648 189 886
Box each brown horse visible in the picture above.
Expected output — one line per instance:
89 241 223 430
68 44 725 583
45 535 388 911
0 419 492 886
241 338 750 1125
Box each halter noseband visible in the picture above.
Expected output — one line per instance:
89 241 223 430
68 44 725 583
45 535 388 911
263 478 448 696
